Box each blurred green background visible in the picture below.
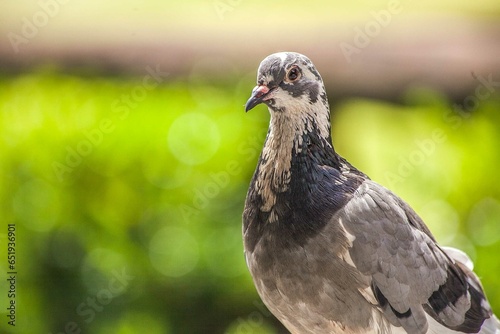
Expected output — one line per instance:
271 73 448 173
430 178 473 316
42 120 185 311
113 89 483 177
1 1 500 334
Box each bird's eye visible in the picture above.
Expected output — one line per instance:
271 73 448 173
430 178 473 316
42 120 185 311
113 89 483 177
286 67 301 82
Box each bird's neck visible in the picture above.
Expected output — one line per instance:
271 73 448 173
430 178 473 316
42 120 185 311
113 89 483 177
252 105 338 216
265 110 334 163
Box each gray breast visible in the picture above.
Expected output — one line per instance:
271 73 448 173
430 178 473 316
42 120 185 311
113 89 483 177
245 219 377 334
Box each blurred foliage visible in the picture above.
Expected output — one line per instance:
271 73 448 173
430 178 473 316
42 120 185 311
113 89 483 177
0 70 499 334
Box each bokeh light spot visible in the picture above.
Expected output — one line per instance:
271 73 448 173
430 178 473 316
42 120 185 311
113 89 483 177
167 113 220 165
149 226 199 277
467 197 500 246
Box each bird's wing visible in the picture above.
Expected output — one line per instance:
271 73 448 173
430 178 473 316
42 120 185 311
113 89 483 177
334 179 495 334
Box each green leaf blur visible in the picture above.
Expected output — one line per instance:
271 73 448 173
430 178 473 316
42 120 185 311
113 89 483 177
0 71 499 334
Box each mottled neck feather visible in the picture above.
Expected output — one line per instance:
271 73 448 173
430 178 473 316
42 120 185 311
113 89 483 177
254 98 336 218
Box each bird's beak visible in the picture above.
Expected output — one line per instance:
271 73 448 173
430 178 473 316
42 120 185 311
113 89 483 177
245 85 274 112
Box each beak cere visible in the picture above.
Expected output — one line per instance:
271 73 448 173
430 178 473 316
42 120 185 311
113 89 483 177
245 85 271 112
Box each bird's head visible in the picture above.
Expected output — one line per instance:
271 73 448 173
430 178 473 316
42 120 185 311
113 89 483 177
245 52 328 114
244 53 337 216
245 52 332 145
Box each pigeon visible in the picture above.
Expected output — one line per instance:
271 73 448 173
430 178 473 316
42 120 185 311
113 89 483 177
242 52 500 334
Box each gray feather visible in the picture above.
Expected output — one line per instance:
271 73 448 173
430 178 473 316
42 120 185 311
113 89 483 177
335 179 479 333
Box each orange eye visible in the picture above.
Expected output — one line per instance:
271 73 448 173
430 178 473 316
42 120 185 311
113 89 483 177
286 67 301 82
